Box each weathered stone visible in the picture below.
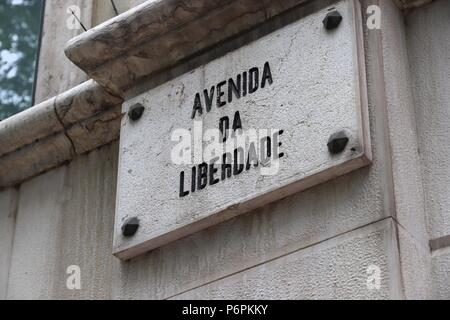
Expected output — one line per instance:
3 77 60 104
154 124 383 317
0 99 63 157
0 134 74 187
114 0 372 260
0 0 446 301
173 219 400 299
0 80 123 188
66 105 122 155
0 188 17 299
5 144 119 299
55 80 123 127
64 0 322 97
35 0 94 103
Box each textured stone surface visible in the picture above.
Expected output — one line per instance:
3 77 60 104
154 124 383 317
380 0 429 250
0 133 74 187
115 0 371 259
67 105 122 155
375 0 432 298
0 188 17 299
406 0 450 241
397 226 432 299
66 0 235 72
432 247 450 299
67 0 429 96
172 219 400 300
404 0 450 299
110 0 396 297
92 0 142 27
0 80 122 159
112 177 389 300
0 98 63 157
54 80 123 128
3 7 399 293
0 0 446 300
34 0 93 103
64 0 332 97
6 143 119 300
0 80 123 188
35 0 151 103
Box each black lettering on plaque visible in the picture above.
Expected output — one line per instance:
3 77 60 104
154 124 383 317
217 81 227 108
234 147 245 176
242 71 248 97
260 136 272 165
209 157 220 186
261 62 274 88
222 153 233 181
232 111 243 132
191 93 203 119
228 75 241 103
198 163 208 190
249 67 259 94
191 166 197 193
179 171 190 197
273 130 285 159
219 116 230 143
204 86 215 113
246 142 259 170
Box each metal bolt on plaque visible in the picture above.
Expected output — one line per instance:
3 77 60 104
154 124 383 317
327 131 349 154
122 217 140 237
128 103 145 122
323 10 343 30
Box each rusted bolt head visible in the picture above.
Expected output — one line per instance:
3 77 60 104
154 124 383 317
328 131 349 154
122 217 140 237
128 104 145 121
323 10 342 30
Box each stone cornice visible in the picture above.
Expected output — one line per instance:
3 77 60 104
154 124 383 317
0 0 434 188
64 0 314 98
0 80 123 187
64 0 433 99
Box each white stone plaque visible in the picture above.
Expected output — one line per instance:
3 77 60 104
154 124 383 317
114 0 370 260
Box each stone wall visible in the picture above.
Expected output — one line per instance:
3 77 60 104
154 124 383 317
405 0 450 300
0 0 448 300
34 0 143 103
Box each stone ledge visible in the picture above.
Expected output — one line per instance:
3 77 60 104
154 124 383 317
64 0 433 99
0 80 123 187
65 0 234 73
64 0 315 98
0 0 434 188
